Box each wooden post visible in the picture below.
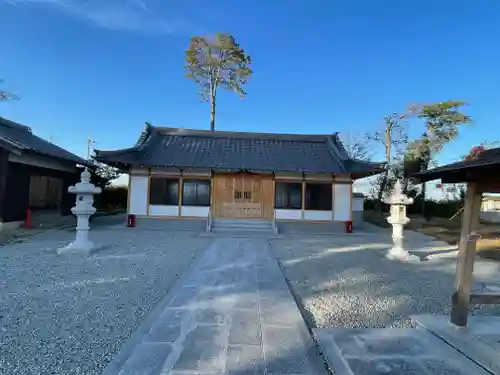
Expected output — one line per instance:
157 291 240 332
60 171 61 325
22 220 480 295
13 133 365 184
301 180 306 220
348 182 353 221
146 169 151 216
0 149 10 222
178 172 183 217
127 171 132 208
471 192 482 231
450 182 482 326
332 182 335 220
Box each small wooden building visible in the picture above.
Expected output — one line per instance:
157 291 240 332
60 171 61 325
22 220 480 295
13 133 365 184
413 146 500 327
94 124 384 223
0 117 91 224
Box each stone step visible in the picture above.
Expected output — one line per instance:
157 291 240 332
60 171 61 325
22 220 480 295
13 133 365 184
211 226 274 233
210 218 275 233
212 222 272 229
212 218 272 225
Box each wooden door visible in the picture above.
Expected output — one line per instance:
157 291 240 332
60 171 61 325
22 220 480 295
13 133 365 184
213 173 274 219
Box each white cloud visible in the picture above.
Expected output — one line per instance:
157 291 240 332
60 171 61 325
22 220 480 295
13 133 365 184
4 0 196 34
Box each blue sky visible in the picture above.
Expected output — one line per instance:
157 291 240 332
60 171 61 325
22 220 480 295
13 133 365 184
1 0 499 194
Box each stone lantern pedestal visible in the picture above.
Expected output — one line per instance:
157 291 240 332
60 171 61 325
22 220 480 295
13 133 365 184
384 180 419 262
58 168 101 255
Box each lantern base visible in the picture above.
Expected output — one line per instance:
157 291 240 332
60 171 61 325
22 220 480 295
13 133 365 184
58 239 99 255
386 246 420 263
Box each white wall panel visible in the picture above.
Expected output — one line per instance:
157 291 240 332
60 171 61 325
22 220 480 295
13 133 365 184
334 184 351 221
181 206 209 217
275 209 302 220
129 176 148 215
149 205 178 216
352 196 364 212
304 210 332 221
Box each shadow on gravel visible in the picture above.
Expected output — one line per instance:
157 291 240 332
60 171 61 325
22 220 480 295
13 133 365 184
269 236 500 329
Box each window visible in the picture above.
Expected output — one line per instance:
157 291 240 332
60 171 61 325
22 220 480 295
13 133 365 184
305 183 332 210
182 180 210 206
149 178 179 205
275 182 302 209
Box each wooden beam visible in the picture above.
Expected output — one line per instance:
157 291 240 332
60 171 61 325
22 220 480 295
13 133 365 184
469 292 500 305
450 182 482 327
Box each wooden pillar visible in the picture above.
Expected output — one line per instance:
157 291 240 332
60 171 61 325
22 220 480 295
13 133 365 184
331 182 335 220
0 149 9 222
126 169 132 214
301 180 306 220
450 182 482 327
209 170 213 206
471 193 482 231
348 182 353 221
178 171 183 217
146 169 151 216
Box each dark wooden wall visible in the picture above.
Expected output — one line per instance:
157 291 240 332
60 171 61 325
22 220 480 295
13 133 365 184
0 159 80 222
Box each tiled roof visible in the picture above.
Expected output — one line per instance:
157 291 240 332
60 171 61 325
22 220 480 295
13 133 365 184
94 125 385 175
0 117 90 166
412 147 500 182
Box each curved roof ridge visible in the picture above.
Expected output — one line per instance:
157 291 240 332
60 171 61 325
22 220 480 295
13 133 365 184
151 125 337 142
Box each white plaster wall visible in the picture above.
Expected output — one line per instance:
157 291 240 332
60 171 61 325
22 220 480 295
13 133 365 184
149 205 178 216
482 200 500 212
181 206 209 217
304 211 332 221
352 197 364 212
129 176 148 215
480 211 500 223
334 184 351 221
275 209 302 220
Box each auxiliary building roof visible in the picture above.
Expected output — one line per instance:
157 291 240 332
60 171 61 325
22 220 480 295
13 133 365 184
412 147 500 183
0 117 91 167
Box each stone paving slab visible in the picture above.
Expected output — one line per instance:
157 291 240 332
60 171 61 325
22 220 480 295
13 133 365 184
413 314 500 375
103 237 326 375
313 327 491 375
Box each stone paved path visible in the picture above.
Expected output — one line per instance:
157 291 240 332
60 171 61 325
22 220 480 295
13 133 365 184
103 238 326 375
314 328 492 375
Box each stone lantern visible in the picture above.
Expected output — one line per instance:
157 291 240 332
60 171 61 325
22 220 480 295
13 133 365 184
383 179 419 262
58 168 101 255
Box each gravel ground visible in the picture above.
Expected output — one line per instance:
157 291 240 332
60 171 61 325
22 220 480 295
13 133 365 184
269 233 500 329
0 227 211 375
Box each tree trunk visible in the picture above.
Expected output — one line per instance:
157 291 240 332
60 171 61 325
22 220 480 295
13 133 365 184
210 93 216 131
421 182 427 219
420 156 430 220
376 170 389 216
